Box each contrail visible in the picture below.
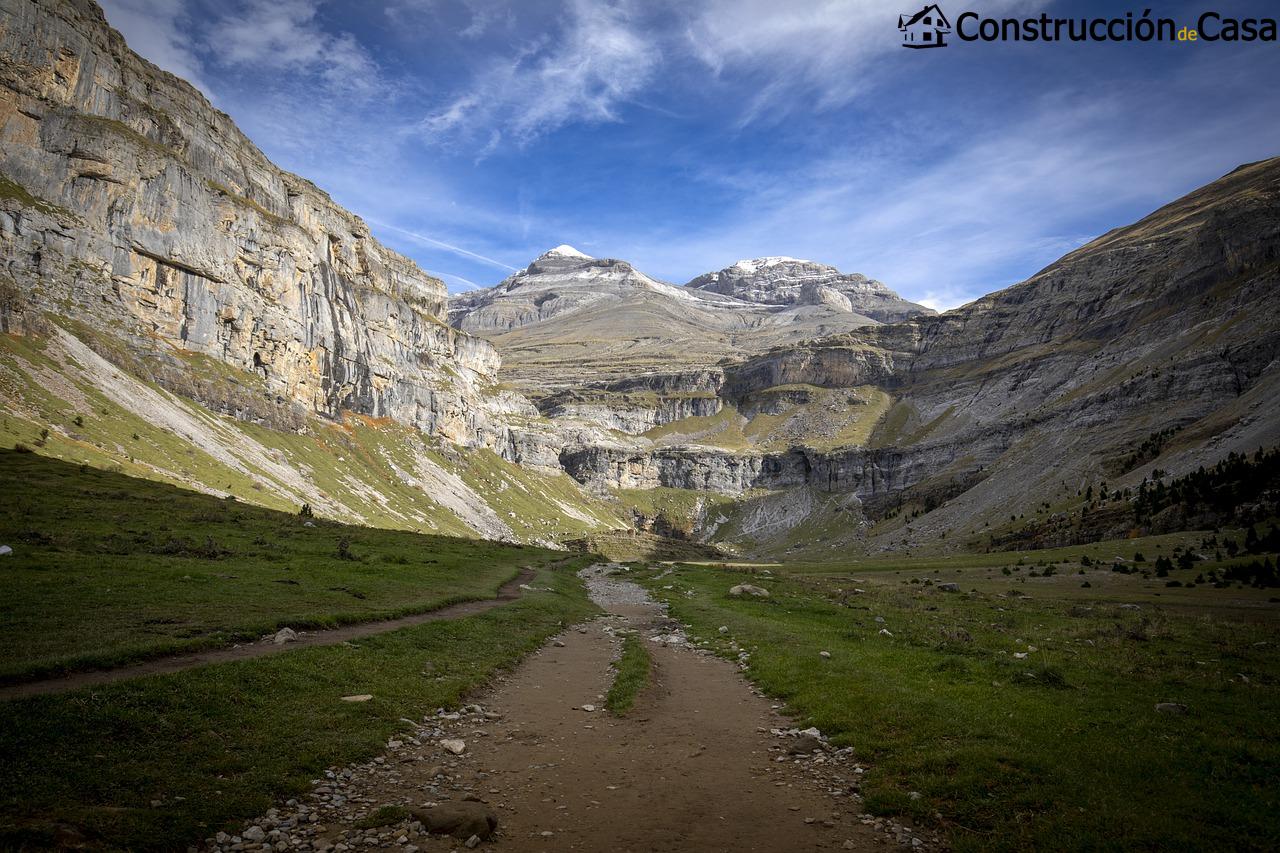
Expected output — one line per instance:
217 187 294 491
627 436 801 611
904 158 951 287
367 218 519 272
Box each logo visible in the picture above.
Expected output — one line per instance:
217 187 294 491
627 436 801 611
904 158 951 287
899 4 952 48
897 8 1277 48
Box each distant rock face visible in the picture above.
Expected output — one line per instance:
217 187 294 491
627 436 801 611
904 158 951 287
0 0 514 447
686 257 932 322
448 245 700 334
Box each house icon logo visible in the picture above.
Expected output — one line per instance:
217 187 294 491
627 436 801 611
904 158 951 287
899 4 952 48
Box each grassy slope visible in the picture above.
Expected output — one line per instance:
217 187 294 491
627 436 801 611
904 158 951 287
0 561 598 851
639 552 1280 851
0 331 621 541
644 384 893 453
0 450 566 681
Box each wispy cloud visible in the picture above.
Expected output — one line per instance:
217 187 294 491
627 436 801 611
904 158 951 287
682 0 1031 122
604 58 1280 310
207 0 384 95
419 0 659 147
99 0 210 93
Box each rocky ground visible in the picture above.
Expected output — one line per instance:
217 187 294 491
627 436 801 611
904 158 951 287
206 566 944 852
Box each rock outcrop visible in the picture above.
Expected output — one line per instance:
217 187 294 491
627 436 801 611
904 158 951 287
686 257 932 322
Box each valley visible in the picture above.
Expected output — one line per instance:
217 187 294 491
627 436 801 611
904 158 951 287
1 1 1278 851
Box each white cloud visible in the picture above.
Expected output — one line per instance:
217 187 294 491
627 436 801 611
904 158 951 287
682 0 1033 122
419 0 659 147
208 0 383 94
600 60 1280 310
99 0 209 92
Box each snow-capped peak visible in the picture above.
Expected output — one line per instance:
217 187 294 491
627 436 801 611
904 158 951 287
540 244 592 260
729 256 809 274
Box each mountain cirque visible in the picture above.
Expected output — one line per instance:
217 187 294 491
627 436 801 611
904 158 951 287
2 0 1279 556
447 245 920 392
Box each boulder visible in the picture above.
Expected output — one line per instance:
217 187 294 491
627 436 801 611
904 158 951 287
411 802 498 840
440 738 467 755
937 582 960 592
272 627 299 644
1155 702 1188 715
729 584 770 599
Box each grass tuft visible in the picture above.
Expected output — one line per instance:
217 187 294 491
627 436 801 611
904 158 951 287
604 632 652 715
353 805 409 830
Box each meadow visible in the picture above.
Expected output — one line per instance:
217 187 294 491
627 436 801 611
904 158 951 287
638 546 1280 851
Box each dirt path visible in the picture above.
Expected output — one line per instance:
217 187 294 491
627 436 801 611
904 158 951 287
0 567 538 702
210 566 941 852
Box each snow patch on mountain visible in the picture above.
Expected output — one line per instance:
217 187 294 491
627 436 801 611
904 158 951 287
541 244 592 260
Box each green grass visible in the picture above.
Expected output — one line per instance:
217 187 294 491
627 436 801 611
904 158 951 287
644 385 893 453
0 560 599 851
0 449 568 681
1 328 622 541
352 805 410 830
604 632 652 715
0 174 76 220
638 560 1280 851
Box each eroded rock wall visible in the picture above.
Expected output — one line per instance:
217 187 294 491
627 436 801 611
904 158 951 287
0 0 513 446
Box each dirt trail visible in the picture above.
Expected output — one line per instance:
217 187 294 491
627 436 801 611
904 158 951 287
0 567 538 702
218 566 940 852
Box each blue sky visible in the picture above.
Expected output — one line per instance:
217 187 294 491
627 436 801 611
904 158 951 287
101 0 1280 310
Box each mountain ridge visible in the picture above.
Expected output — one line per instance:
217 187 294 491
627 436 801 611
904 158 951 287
1 0 1277 558
686 256 934 322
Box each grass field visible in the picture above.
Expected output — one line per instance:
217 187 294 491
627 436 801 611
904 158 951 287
0 561 598 850
0 449 566 681
638 552 1280 851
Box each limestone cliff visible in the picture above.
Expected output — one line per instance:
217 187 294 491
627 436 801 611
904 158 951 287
0 0 521 446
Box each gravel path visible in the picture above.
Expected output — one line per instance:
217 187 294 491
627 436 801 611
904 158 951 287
207 564 944 852
0 567 539 701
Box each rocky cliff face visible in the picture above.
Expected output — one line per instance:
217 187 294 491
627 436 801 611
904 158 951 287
448 245 708 334
686 257 933 322
3 1 1276 558
0 0 523 447
535 159 1280 555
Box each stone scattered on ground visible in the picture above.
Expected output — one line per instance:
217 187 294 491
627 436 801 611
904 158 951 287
937 582 960 592
789 734 824 755
1156 702 1188 715
339 694 372 702
439 738 467 755
411 801 498 840
0 544 12 556
729 583 770 598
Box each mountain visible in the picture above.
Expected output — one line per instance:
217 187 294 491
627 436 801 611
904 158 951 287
558 158 1280 555
448 246 883 393
2 0 1277 562
686 257 933 322
0 0 621 546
